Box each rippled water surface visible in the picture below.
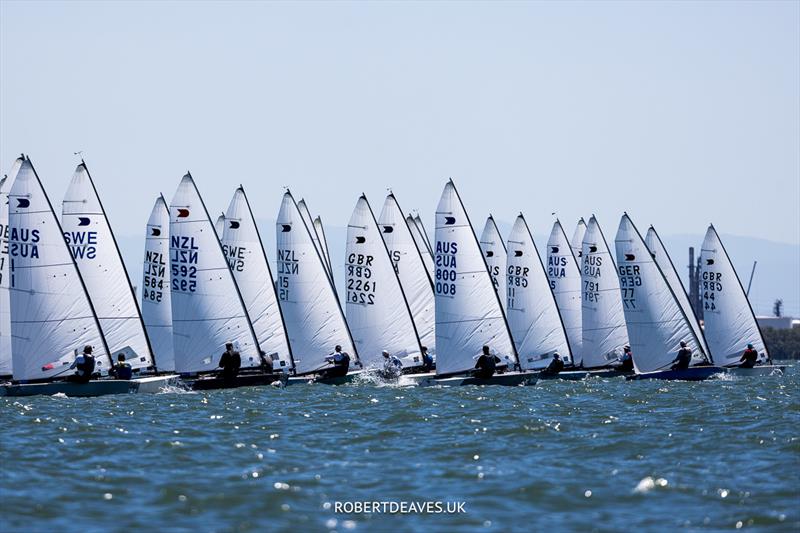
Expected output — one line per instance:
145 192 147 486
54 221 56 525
1 367 798 532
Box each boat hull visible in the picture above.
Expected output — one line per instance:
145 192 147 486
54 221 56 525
724 364 787 376
188 373 284 391
286 369 366 386
417 371 537 387
626 366 725 381
0 375 181 397
537 368 631 380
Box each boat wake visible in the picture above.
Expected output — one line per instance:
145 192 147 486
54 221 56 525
156 383 195 395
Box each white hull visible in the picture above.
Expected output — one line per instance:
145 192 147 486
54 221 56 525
0 375 181 397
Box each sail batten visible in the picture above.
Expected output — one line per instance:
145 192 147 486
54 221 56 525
169 173 261 373
434 180 517 375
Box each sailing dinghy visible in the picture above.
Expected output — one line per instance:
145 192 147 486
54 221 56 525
62 161 156 374
545 220 582 368
378 193 436 366
141 195 175 371
220 186 294 374
614 214 723 381
0 156 23 378
579 216 631 375
169 173 275 390
506 214 573 374
699 225 783 376
479 215 507 309
1 157 176 396
419 180 535 387
344 195 430 381
277 191 362 385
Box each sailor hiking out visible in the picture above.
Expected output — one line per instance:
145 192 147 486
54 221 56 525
68 346 96 384
381 350 403 379
473 346 501 379
219 343 242 385
670 341 693 371
109 353 133 380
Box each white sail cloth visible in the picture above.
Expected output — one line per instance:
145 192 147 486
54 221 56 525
479 216 507 309
645 226 710 364
408 214 435 277
8 158 111 380
546 220 582 366
506 215 572 369
276 191 358 375
169 173 261 373
614 215 708 373
345 195 423 368
62 163 153 371
570 218 587 261
434 180 517 375
221 187 293 371
0 157 23 375
581 216 629 368
378 194 436 355
700 225 769 365
141 196 175 371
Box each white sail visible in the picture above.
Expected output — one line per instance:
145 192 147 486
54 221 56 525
297 198 332 283
581 216 629 368
214 213 225 237
61 163 154 371
141 196 175 371
378 194 436 354
434 180 517 375
1 157 23 375
700 225 768 365
314 216 334 284
407 214 435 277
479 215 507 309
8 157 111 381
546 220 582 365
507 215 572 369
645 226 710 364
413 214 434 254
276 191 358 375
570 218 587 261
169 173 261 373
221 187 294 371
345 195 423 368
615 215 707 373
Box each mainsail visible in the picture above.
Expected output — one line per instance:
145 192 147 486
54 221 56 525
570 218 587 261
506 215 572 369
645 226 710 363
413 214 434 255
345 195 423 368
434 180 517 375
141 195 175 371
214 213 225 237
581 216 629 368
1 157 24 376
407 214 435 277
546 220 582 365
8 157 111 380
297 198 333 284
378 194 436 354
614 214 708 373
169 173 261 373
700 225 769 365
276 191 358 375
314 216 334 286
221 187 293 371
62 162 154 371
479 215 507 308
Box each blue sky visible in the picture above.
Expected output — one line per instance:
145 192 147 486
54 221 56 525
2 1 799 313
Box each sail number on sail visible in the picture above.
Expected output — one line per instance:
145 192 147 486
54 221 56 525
618 264 642 310
701 270 722 311
507 265 529 309
547 254 568 290
346 253 376 305
276 249 298 301
64 228 97 259
170 236 198 292
435 241 457 296
143 250 168 302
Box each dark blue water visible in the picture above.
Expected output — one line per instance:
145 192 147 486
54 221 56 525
1 368 798 532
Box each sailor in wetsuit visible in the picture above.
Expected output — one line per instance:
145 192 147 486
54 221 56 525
739 343 759 368
68 345 96 384
323 345 351 378
381 350 403 379
473 345 501 379
670 341 693 371
619 345 634 372
218 342 241 385
109 353 133 380
542 352 565 376
420 346 435 372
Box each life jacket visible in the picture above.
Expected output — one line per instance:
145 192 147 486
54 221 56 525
77 354 96 377
116 363 133 380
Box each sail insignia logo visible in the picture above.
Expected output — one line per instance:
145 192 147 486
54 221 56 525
444 216 455 225
589 245 598 253
550 246 559 254
229 221 240 229
625 254 635 261
78 217 91 226
486 250 494 257
514 250 523 257
177 208 190 218
382 226 393 233
355 236 366 244
281 224 291 232
150 227 161 236
706 259 714 265
16 198 30 208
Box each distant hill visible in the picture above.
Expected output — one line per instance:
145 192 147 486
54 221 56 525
117 221 800 318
